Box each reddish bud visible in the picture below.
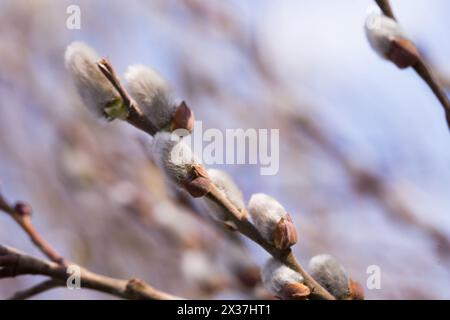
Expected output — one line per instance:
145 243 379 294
388 38 420 69
348 278 364 300
279 282 310 300
183 165 212 198
171 101 195 133
14 202 32 217
274 214 298 250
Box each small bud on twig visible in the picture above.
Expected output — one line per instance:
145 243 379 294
171 101 195 133
274 214 298 250
65 42 123 119
125 65 178 132
262 258 308 300
308 254 351 299
203 169 247 229
348 278 365 300
152 132 201 190
183 165 212 198
13 202 32 217
248 193 298 248
365 13 419 69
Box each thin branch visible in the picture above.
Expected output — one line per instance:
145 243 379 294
99 60 336 300
374 0 450 130
97 59 158 136
8 279 62 300
294 118 450 257
0 192 65 265
413 61 450 129
0 244 182 300
375 0 396 20
206 184 335 300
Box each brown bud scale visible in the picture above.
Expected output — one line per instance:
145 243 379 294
171 101 195 133
280 282 310 300
274 214 298 250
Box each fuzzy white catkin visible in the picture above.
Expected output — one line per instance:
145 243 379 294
309 254 349 299
152 131 198 184
248 193 287 244
125 65 177 132
365 12 408 58
65 41 120 118
262 258 304 296
204 169 245 222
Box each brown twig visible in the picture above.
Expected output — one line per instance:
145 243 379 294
98 59 336 300
97 59 158 136
375 0 450 130
375 0 396 20
206 184 335 300
7 279 62 300
0 244 182 300
0 192 65 265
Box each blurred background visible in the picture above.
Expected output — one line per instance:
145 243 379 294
1 0 450 299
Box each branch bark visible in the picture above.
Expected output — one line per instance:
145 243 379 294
0 244 182 300
0 193 65 265
99 59 336 300
375 0 450 130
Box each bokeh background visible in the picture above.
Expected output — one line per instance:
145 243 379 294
1 0 450 299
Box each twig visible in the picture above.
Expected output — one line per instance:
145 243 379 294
0 192 65 265
97 59 158 136
413 61 450 129
375 0 396 20
99 60 336 300
0 244 182 300
206 185 335 300
375 0 450 130
8 279 62 300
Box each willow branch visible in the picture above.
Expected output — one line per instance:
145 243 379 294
97 59 158 136
206 185 335 300
7 279 62 300
99 59 335 300
0 244 182 300
375 0 450 130
0 192 65 265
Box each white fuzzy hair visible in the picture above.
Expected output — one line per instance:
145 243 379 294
309 254 349 299
248 193 287 244
261 258 304 296
365 12 408 59
65 41 119 118
203 169 245 223
152 131 198 184
125 65 177 131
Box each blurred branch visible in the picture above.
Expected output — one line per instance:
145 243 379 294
0 244 182 300
0 187 182 300
0 191 65 265
185 0 450 257
7 279 62 300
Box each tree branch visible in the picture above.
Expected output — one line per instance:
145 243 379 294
95 59 336 299
374 0 450 130
0 192 65 265
0 244 182 300
206 185 335 300
7 279 62 300
97 59 158 136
